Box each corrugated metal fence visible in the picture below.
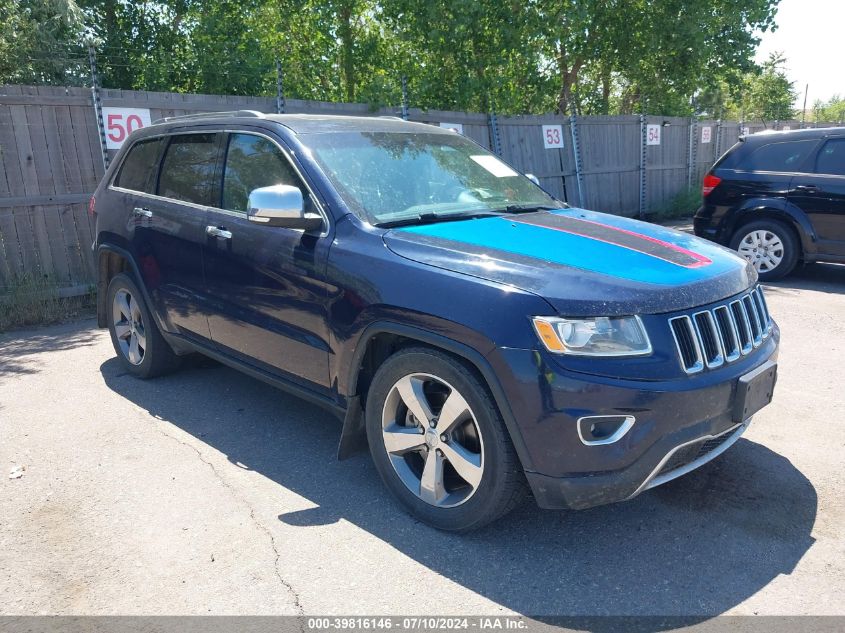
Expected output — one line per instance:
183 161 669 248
0 84 841 297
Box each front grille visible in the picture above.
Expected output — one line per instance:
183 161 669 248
668 286 772 374
656 429 736 478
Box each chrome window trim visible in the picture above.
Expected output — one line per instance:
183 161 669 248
692 310 725 369
626 421 748 499
576 415 636 447
108 128 330 237
668 315 704 374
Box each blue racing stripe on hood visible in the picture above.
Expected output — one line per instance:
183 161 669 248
398 209 746 286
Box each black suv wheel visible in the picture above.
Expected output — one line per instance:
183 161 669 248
365 347 527 532
730 219 799 281
106 273 181 378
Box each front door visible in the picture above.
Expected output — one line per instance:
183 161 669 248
128 132 219 340
789 136 845 257
201 131 332 390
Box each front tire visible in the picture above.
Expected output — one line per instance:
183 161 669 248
365 347 527 532
730 219 799 281
106 273 180 378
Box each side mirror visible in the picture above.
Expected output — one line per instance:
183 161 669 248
525 173 541 186
247 185 323 231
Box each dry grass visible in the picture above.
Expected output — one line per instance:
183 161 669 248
0 275 96 333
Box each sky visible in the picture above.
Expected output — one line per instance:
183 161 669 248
755 0 843 108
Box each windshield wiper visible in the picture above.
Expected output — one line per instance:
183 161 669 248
496 203 564 214
375 211 502 229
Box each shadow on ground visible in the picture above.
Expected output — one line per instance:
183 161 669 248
764 262 845 297
100 355 816 622
0 319 100 377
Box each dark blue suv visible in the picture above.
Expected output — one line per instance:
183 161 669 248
93 112 779 531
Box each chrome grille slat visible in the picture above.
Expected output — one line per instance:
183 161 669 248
668 286 772 373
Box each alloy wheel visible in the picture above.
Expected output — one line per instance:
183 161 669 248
381 373 484 508
112 288 146 366
737 229 785 273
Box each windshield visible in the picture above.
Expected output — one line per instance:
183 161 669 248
299 131 560 225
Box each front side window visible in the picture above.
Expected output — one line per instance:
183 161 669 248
157 133 218 205
221 134 300 212
742 140 817 172
114 137 163 193
815 138 845 176
299 131 558 225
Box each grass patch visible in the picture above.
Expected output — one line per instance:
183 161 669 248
0 275 96 333
647 186 702 221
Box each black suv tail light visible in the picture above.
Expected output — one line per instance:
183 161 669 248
702 173 721 196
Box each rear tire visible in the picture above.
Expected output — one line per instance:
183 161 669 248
106 273 180 378
730 219 799 281
365 347 527 532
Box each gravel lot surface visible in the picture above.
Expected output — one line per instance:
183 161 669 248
1 264 844 617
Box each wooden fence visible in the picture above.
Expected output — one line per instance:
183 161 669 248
0 84 841 297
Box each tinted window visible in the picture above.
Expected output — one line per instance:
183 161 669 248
815 138 845 176
741 140 817 172
114 138 162 193
222 134 300 212
157 134 218 204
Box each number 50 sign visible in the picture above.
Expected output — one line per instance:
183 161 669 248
102 107 152 149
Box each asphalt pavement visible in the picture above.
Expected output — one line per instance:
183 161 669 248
2 263 844 617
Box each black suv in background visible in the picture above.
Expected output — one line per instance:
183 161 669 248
694 127 845 280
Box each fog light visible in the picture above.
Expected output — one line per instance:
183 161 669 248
577 415 635 446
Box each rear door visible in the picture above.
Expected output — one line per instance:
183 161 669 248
201 130 333 391
788 136 845 257
133 131 220 340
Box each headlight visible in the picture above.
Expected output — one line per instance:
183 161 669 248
532 316 652 357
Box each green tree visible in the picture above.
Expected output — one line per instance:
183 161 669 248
723 52 797 121
0 0 85 85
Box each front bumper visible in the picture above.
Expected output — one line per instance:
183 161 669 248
488 332 778 510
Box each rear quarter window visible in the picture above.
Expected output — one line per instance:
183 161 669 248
113 138 163 193
740 139 818 172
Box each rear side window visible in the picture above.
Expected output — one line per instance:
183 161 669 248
221 134 301 212
815 138 845 176
741 140 817 172
157 134 219 205
114 138 162 193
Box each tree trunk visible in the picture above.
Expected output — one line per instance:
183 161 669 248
338 1 356 102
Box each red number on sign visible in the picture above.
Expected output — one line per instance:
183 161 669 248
107 113 125 143
126 114 143 134
545 128 561 145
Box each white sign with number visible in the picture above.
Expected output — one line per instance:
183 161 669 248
439 122 463 134
646 124 661 146
741 126 750 136
542 124 564 149
103 107 152 149
701 126 712 144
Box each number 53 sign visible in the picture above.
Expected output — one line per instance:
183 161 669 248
542 125 564 149
102 107 152 149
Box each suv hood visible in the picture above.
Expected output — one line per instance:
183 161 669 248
383 208 754 316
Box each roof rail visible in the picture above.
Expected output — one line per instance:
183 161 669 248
152 110 266 125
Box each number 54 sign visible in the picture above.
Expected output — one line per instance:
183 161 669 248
102 107 152 149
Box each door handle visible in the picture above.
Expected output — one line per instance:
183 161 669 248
794 185 819 193
206 225 233 240
133 207 153 218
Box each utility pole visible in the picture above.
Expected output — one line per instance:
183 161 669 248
801 84 809 127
